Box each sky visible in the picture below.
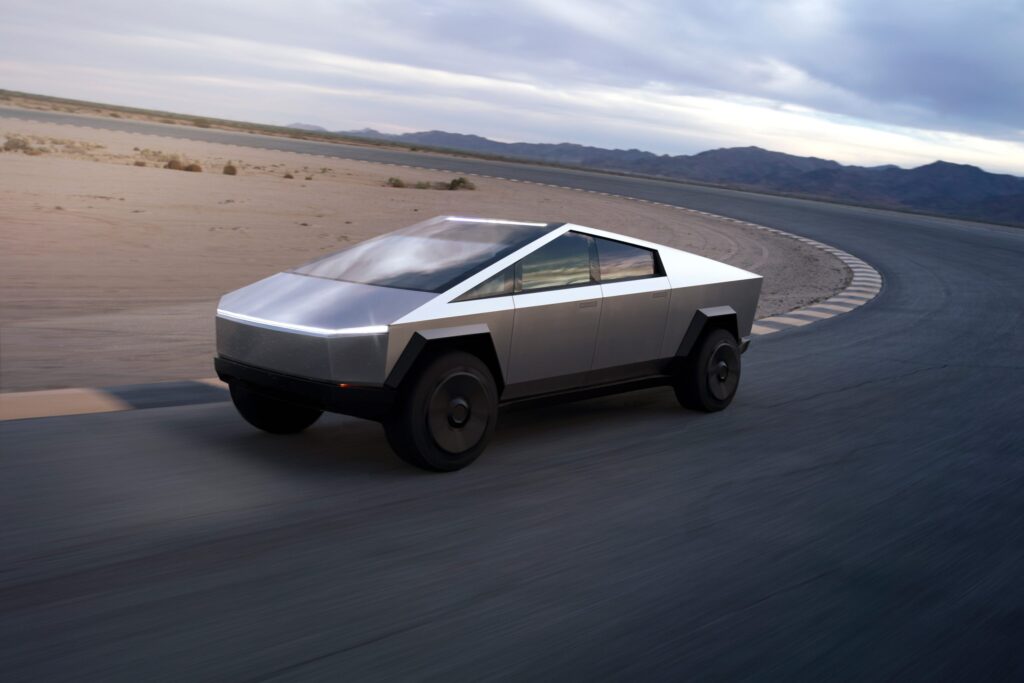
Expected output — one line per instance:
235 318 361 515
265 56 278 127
1 0 1022 175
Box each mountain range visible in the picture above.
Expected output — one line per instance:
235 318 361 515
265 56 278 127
290 124 1024 227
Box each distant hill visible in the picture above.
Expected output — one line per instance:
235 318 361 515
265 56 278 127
340 128 1024 226
287 122 328 132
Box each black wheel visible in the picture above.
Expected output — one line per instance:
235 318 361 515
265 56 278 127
674 328 741 412
385 351 498 472
229 382 322 434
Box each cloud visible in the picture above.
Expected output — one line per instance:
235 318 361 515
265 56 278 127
1 0 1021 174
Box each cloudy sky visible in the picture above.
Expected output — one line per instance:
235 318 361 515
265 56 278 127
2 0 1022 174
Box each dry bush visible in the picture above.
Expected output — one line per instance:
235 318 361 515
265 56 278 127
305 175 313 180
184 163 202 172
164 158 184 170
222 162 238 175
386 176 406 187
134 160 147 167
448 176 475 190
283 172 295 179
193 119 212 128
3 136 30 152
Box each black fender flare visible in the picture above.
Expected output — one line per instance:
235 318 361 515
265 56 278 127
675 306 740 359
385 325 504 392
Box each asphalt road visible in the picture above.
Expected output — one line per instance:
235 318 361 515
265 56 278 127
2 108 1024 681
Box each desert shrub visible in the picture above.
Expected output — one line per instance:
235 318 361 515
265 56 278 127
449 176 475 190
134 160 147 167
305 175 313 180
184 163 202 172
193 119 211 128
386 176 405 188
414 181 432 189
222 162 238 175
283 172 294 179
164 158 184 170
3 136 30 152
109 112 121 118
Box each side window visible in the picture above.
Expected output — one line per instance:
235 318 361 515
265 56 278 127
518 233 594 292
594 237 658 282
455 266 514 301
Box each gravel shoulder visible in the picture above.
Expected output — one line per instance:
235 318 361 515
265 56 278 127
0 120 849 391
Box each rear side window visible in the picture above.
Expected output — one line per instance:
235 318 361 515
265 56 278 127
594 237 659 282
518 233 594 292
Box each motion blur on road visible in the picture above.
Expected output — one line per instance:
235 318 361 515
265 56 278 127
2 110 1023 679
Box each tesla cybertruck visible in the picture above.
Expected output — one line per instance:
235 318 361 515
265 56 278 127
215 216 762 471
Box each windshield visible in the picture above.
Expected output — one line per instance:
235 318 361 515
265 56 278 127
293 217 554 292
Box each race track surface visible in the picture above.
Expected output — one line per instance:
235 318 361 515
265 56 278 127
2 108 1023 681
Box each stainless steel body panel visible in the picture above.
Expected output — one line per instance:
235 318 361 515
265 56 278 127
216 316 391 384
218 272 433 333
217 273 432 385
216 316 332 380
594 277 671 374
386 298 515 378
659 279 762 357
505 284 603 394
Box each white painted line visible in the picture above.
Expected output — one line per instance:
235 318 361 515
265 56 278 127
813 303 857 312
751 324 779 335
787 309 835 319
829 296 871 305
762 315 815 327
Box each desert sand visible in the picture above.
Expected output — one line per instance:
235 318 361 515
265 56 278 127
0 117 849 391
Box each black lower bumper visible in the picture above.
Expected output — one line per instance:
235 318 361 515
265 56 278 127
214 356 396 421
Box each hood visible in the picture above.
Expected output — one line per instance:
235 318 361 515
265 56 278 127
217 272 435 335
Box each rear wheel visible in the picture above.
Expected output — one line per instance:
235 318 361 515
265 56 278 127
229 382 322 434
674 328 741 412
385 351 498 472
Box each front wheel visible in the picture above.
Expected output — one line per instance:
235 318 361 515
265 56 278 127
229 382 322 434
674 328 741 412
385 351 498 472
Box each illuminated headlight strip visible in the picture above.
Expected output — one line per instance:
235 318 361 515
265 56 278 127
446 216 550 227
217 309 388 337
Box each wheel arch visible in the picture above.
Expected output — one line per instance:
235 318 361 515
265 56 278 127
385 326 505 393
675 306 739 358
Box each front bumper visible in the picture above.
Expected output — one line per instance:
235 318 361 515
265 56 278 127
215 356 396 421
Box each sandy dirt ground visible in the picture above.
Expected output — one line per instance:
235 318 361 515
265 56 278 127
0 119 849 391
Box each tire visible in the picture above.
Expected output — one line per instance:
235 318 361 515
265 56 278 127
385 351 498 472
229 382 322 434
674 328 741 412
